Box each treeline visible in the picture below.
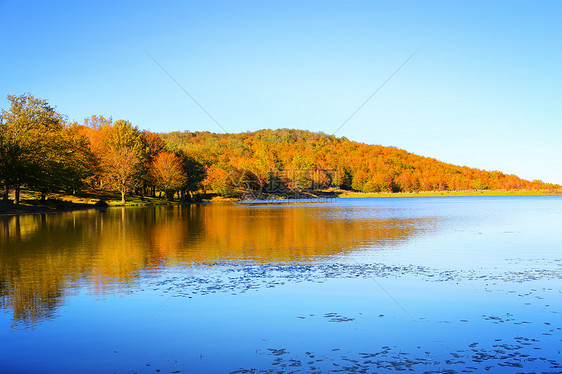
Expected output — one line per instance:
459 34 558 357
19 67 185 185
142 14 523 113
161 129 560 194
1 93 559 204
0 94 204 204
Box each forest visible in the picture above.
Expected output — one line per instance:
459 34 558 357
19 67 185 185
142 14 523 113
1 93 559 205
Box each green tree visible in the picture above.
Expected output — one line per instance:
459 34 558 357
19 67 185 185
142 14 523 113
26 123 94 200
470 179 488 191
0 93 65 203
179 153 206 201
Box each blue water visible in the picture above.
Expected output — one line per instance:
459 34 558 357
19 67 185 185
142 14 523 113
1 196 561 373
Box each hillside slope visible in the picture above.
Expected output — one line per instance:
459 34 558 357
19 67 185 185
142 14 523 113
160 129 559 194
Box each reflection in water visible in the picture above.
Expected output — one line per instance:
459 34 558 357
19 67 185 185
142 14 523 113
0 203 441 327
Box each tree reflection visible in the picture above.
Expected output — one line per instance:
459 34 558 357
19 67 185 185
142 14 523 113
0 203 441 327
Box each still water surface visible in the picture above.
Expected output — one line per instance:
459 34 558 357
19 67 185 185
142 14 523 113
1 196 561 373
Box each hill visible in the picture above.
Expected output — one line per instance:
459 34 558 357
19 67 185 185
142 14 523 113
160 129 559 196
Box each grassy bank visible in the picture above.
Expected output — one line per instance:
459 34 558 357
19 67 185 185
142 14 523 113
0 189 181 216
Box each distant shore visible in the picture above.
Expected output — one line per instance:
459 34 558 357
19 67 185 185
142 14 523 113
339 189 562 198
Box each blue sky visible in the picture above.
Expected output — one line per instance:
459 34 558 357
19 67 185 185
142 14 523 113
1 0 561 184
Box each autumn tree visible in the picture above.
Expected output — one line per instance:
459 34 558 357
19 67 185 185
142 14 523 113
203 166 233 195
141 131 166 161
149 151 187 200
140 131 166 196
84 117 146 201
102 147 142 204
363 173 393 193
351 170 369 191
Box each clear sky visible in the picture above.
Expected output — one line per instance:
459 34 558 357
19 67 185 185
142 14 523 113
1 0 561 184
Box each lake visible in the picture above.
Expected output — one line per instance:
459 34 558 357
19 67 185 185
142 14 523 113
1 196 561 373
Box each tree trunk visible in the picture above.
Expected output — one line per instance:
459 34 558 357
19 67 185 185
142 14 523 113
2 185 9 202
121 191 125 204
15 186 20 205
41 191 46 202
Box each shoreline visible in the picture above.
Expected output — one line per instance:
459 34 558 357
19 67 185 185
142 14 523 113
2 189 561 217
0 200 101 217
339 189 562 199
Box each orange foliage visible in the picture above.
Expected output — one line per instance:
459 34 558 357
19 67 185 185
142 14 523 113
161 129 560 193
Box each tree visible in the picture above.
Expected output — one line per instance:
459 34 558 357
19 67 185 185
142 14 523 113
25 123 94 200
179 153 205 201
0 117 24 202
149 152 187 200
203 166 233 195
84 116 147 199
351 170 369 191
102 147 142 204
141 131 166 161
363 173 392 192
470 179 488 191
62 124 96 192
395 171 419 192
0 93 65 204
140 131 166 196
